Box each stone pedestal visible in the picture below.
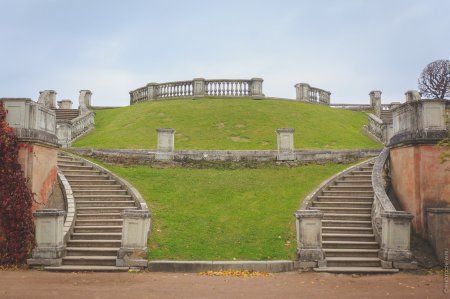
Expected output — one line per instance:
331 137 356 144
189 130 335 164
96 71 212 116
27 209 65 266
79 90 92 114
294 210 325 267
193 78 206 97
276 128 295 161
379 211 413 263
250 78 264 99
405 90 421 102
146 83 159 100
117 209 151 268
56 122 72 148
57 99 73 109
38 90 57 109
156 128 175 160
295 83 310 102
369 90 382 118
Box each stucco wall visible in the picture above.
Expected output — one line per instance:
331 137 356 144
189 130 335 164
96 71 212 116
17 143 58 211
390 145 450 237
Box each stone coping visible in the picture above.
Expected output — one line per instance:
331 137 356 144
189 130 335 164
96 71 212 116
372 147 396 212
57 169 76 242
426 207 450 213
33 209 65 217
14 128 59 148
148 260 295 273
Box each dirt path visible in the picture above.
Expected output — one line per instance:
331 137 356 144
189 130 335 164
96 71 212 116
0 270 446 299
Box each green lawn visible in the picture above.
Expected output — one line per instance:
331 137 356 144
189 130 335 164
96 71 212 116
103 162 350 260
73 98 380 150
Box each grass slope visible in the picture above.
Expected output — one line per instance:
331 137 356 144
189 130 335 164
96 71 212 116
74 98 380 150
103 163 350 260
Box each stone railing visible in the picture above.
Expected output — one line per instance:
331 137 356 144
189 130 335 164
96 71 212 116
364 113 392 145
371 148 414 266
294 83 331 105
130 78 264 104
56 111 95 147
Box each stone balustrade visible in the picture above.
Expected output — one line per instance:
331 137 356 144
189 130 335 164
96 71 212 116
130 78 264 104
294 83 331 105
365 113 393 145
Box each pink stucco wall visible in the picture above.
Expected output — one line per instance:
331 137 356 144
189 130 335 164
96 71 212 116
390 145 450 237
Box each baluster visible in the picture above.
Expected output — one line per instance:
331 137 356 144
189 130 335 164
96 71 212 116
239 82 243 96
220 82 224 96
214 82 218 96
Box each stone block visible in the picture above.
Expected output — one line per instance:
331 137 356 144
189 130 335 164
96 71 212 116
404 90 421 102
156 128 175 160
266 261 294 272
294 261 317 269
121 209 151 249
393 261 418 270
381 260 393 269
294 209 324 262
379 211 413 261
277 128 295 161
57 99 73 109
250 78 264 98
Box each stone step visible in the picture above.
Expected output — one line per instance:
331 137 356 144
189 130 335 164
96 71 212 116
342 175 371 181
314 267 398 273
66 247 120 256
71 233 122 240
327 185 373 192
322 233 375 242
322 226 373 234
62 256 116 266
45 265 129 272
324 249 379 258
322 241 379 249
76 213 122 220
326 257 381 267
57 160 85 166
77 207 137 214
350 170 372 175
75 195 132 200
71 184 124 190
65 174 110 180
322 220 372 228
74 226 123 233
317 196 373 203
312 202 372 208
314 207 372 215
73 189 128 195
62 169 103 175
322 213 371 221
75 219 123 226
67 240 122 248
68 180 118 185
335 179 372 185
321 190 374 197
58 164 93 170
76 201 135 208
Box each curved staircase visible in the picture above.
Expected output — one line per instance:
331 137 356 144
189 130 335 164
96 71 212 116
49 153 136 271
310 161 398 273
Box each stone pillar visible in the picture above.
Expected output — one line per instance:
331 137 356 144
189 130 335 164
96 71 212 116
27 209 65 267
250 78 264 99
369 90 382 118
193 78 206 97
294 210 325 267
79 90 92 114
57 99 73 109
319 90 331 105
146 83 159 100
56 122 72 148
38 90 57 109
379 211 414 267
405 90 421 102
276 128 295 161
295 83 311 102
117 209 151 268
156 128 175 160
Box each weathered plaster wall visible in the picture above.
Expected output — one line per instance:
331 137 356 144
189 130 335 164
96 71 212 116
390 145 450 237
17 143 58 211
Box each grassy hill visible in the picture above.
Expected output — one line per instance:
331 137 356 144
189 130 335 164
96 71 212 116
73 98 380 150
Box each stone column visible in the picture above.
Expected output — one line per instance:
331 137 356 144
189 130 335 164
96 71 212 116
193 78 206 97
27 209 65 267
117 209 151 268
57 99 73 109
379 211 414 267
369 90 382 118
276 128 295 161
250 78 264 99
295 83 310 102
405 90 421 102
146 83 159 100
38 90 57 109
156 128 175 160
294 210 325 267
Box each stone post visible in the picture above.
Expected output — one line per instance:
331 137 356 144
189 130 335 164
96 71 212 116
79 90 92 114
295 83 311 102
193 78 206 97
369 90 382 118
250 78 264 99
146 83 159 100
57 99 73 109
117 209 151 268
156 128 175 160
405 90 421 102
379 211 414 268
27 209 65 267
38 90 57 109
319 90 331 105
276 128 295 161
294 210 325 267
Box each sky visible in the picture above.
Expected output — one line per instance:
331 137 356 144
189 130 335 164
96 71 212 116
1 0 449 106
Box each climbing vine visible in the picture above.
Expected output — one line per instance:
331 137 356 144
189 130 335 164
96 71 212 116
0 101 35 265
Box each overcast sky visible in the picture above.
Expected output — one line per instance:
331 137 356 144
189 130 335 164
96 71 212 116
1 0 449 106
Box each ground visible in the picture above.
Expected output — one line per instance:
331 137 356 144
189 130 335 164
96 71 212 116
0 270 446 299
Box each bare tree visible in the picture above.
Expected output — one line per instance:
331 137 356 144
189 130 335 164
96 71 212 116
418 59 450 99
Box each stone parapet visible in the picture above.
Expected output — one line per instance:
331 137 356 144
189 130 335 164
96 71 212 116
295 83 331 105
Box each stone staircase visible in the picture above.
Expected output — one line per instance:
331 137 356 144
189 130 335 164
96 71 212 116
312 162 398 273
380 110 393 124
55 109 80 121
48 153 135 271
